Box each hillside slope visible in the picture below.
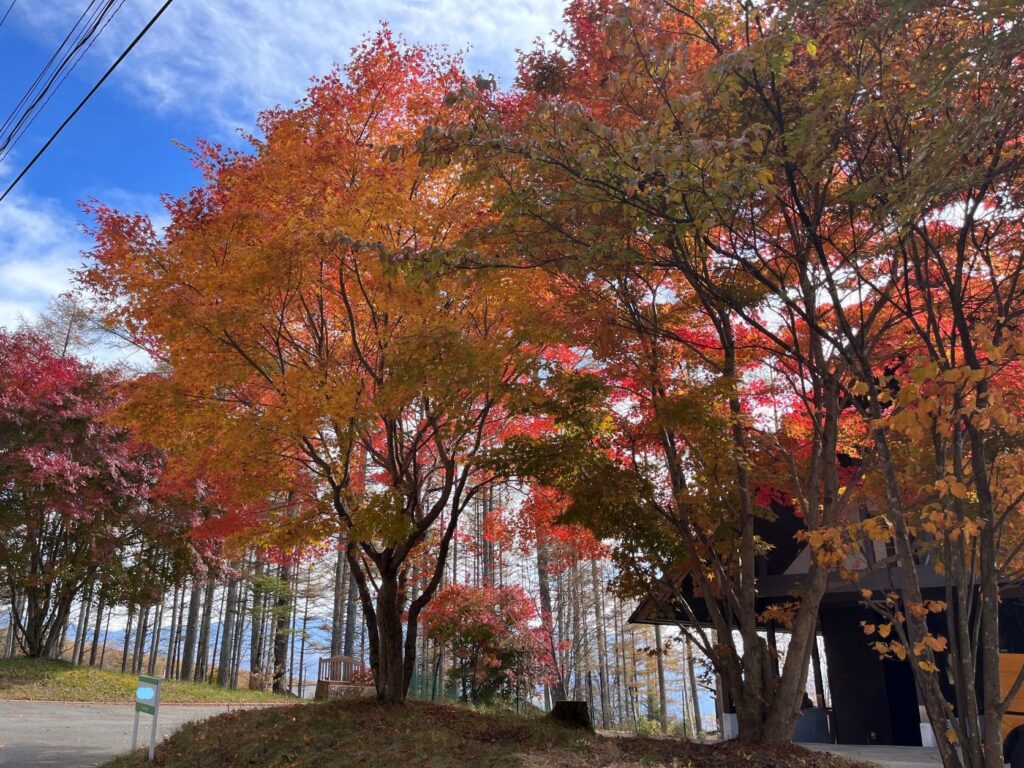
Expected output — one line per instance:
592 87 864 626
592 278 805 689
103 698 870 768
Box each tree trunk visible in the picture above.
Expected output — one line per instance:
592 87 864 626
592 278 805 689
99 608 112 668
120 605 134 673
195 579 216 682
272 562 292 694
297 568 312 697
655 625 668 734
216 571 239 687
374 568 405 703
536 531 566 700
72 585 92 665
686 635 703 734
88 594 105 666
132 605 149 675
179 581 201 681
590 559 611 728
147 598 164 675
343 568 358 658
331 534 348 657
249 557 265 690
164 586 179 678
230 576 248 689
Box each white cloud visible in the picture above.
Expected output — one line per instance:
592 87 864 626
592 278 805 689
0 191 87 329
15 0 565 131
0 0 566 329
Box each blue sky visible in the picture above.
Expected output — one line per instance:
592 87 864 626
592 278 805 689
0 0 564 327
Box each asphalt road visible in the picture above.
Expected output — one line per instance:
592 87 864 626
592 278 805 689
0 701 267 767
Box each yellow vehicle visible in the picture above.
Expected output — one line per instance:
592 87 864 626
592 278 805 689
1001 653 1024 768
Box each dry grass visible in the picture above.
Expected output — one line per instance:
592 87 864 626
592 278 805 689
102 698 875 768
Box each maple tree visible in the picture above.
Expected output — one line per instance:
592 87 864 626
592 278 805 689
429 0 1024 750
810 4 1024 763
81 31 551 703
432 0 868 743
0 328 193 658
59 0 1024 747
421 582 549 703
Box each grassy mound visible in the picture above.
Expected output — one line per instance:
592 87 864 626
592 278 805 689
0 658 290 704
102 698 872 768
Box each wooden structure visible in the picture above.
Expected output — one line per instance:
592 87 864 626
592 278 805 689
314 654 365 700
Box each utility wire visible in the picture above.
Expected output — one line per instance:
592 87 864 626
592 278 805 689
0 0 17 29
0 1 105 140
0 0 128 165
0 0 176 205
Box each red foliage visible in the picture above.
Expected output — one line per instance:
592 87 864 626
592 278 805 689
422 583 555 701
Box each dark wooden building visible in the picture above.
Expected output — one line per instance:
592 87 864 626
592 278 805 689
628 502 1022 746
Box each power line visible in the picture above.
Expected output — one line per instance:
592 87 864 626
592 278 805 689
0 0 176 205
0 1 17 29
0 2 106 140
0 0 129 165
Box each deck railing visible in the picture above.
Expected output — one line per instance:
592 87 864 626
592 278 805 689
317 655 362 684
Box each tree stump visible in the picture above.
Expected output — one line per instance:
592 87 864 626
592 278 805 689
549 700 593 730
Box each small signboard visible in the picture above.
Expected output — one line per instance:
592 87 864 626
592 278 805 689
132 674 162 761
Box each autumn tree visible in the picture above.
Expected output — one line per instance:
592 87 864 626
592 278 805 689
0 328 189 657
81 31 550 703
422 582 548 703
429 0 884 743
794 3 1024 764
460 0 1024 754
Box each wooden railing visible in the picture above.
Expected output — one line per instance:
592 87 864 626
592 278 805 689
317 655 361 684
315 655 366 700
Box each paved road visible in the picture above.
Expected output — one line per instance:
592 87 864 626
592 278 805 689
0 701 271 767
801 742 944 767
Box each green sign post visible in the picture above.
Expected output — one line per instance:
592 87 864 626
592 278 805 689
132 674 162 761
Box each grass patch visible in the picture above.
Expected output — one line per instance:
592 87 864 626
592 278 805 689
101 698 874 768
0 658 291 704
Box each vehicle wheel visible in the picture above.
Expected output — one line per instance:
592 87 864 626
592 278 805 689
1011 736 1024 768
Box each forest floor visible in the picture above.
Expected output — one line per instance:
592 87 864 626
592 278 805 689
0 659 291 704
101 698 875 768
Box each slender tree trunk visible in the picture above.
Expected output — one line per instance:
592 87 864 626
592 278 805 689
343 569 358 658
655 625 668 734
88 594 105 666
590 559 611 728
164 586 179 678
147 597 164 675
132 605 149 675
288 573 299 693
272 562 292 694
331 535 348 658
3 604 16 658
195 579 216 683
179 581 201 681
686 635 703 734
72 585 92 665
99 609 111 668
230 576 248 689
216 571 239 687
120 605 134 673
536 531 565 700
298 568 312 697
249 557 265 690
